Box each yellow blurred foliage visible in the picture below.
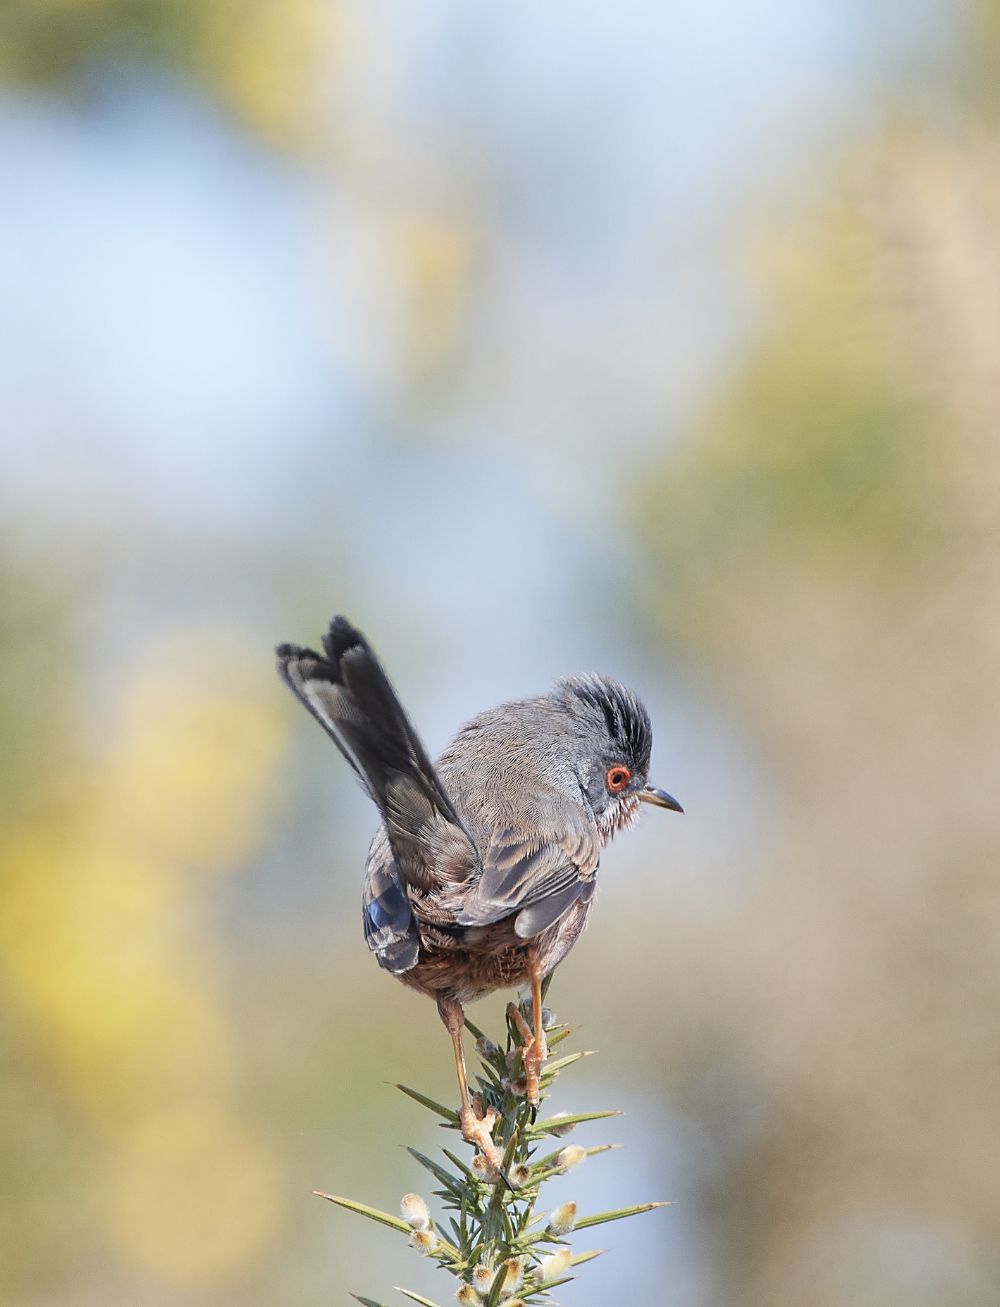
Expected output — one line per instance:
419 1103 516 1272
0 829 228 1121
0 623 291 1286
200 0 333 149
400 215 478 381
105 631 288 876
102 1099 284 1285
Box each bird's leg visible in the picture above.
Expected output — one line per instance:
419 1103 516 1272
437 997 503 1177
507 958 548 1113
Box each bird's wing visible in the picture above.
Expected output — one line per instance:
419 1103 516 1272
363 823 420 974
457 819 600 939
277 617 477 892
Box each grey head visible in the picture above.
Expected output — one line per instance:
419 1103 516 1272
436 669 682 856
434 669 683 941
553 673 683 840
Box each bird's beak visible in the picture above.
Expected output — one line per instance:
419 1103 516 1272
639 785 684 813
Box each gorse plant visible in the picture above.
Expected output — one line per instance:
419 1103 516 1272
317 982 669 1306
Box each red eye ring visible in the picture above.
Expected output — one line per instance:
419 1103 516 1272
606 766 631 793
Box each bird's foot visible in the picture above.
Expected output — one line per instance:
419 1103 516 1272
506 1002 548 1111
461 1097 503 1179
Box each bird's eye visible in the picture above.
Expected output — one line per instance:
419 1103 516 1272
606 766 631 793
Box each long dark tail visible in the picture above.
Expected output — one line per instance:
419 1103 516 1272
276 616 468 888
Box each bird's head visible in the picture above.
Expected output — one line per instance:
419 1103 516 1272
556 673 683 842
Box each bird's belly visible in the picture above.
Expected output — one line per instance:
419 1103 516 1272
399 922 530 1005
398 895 593 1006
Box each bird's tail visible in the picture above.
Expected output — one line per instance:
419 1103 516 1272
276 617 467 884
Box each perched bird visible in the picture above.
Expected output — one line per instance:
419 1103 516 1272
276 617 682 1176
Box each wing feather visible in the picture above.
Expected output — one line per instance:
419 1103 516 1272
456 815 599 937
363 824 420 973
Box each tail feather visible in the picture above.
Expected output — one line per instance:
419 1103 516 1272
277 616 472 893
326 617 454 816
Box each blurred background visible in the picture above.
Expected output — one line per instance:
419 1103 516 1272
2 1 1000 1304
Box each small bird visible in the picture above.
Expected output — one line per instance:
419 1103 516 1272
276 617 681 1176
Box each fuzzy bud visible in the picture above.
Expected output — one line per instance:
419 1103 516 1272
541 1007 555 1029
546 1111 577 1138
472 1264 495 1294
556 1145 587 1171
456 1285 478 1305
476 1035 496 1058
509 1075 528 1096
546 1200 577 1235
510 1163 533 1188
499 1258 524 1297
470 1152 497 1183
537 1248 572 1283
400 1193 431 1230
410 1229 438 1254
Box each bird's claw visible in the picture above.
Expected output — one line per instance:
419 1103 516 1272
461 1100 504 1179
506 1002 548 1110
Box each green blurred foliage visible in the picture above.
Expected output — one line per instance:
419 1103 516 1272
633 126 1000 1305
969 0 1000 116
637 187 939 661
0 0 204 84
0 538 78 821
0 0 333 148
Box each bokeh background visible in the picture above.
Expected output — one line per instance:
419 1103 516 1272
2 1 1000 1304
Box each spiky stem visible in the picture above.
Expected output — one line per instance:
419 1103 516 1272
317 984 670 1306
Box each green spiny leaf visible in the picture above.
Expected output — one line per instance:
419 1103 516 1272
394 1290 447 1307
407 1147 461 1191
574 1201 672 1229
441 1149 476 1180
533 1142 622 1171
314 1193 412 1235
482 1262 509 1307
351 1296 391 1307
527 1109 621 1137
531 1274 575 1293
544 1025 576 1050
539 1050 592 1078
501 1127 519 1172
395 1084 460 1122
